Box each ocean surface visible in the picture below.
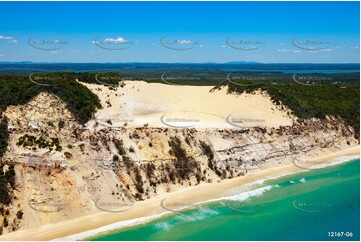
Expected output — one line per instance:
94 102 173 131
91 159 360 241
0 63 359 74
219 69 359 74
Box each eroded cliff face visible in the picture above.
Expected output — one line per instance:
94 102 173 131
0 92 358 234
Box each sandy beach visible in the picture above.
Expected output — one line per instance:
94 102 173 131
1 145 358 241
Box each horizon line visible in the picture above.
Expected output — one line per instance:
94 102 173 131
0 61 360 65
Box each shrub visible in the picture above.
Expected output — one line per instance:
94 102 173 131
0 117 9 158
0 164 16 205
113 138 126 155
58 120 65 130
16 210 23 219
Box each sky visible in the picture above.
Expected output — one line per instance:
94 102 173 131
0 1 359 63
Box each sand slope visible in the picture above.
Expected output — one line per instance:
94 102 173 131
82 81 294 129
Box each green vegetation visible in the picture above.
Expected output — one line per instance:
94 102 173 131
0 164 16 205
77 72 123 89
3 217 8 227
199 141 215 169
199 141 214 161
16 210 23 220
64 151 72 159
0 118 9 158
168 136 199 180
16 134 62 151
220 82 360 138
0 73 101 124
58 120 65 130
134 166 144 194
0 73 102 158
113 138 127 156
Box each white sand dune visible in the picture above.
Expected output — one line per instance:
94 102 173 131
82 80 294 129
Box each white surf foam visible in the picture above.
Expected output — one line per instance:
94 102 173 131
52 211 171 241
310 155 360 169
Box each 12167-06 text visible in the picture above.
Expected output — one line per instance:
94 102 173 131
328 232 353 238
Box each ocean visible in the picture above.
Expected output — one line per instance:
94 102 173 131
91 159 360 241
0 63 359 74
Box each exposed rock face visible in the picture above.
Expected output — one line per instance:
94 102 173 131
0 92 358 234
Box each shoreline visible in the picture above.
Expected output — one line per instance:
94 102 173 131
1 145 359 241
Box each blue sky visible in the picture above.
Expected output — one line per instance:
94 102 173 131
0 1 359 63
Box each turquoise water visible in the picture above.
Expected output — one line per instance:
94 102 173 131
92 159 360 241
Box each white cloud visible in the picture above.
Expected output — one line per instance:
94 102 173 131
220 45 226 48
319 48 332 52
199 45 203 48
0 35 13 40
0 35 17 44
104 37 129 44
278 48 292 52
305 48 332 53
309 48 332 52
50 51 58 54
278 48 301 53
350 46 359 49
93 37 135 45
